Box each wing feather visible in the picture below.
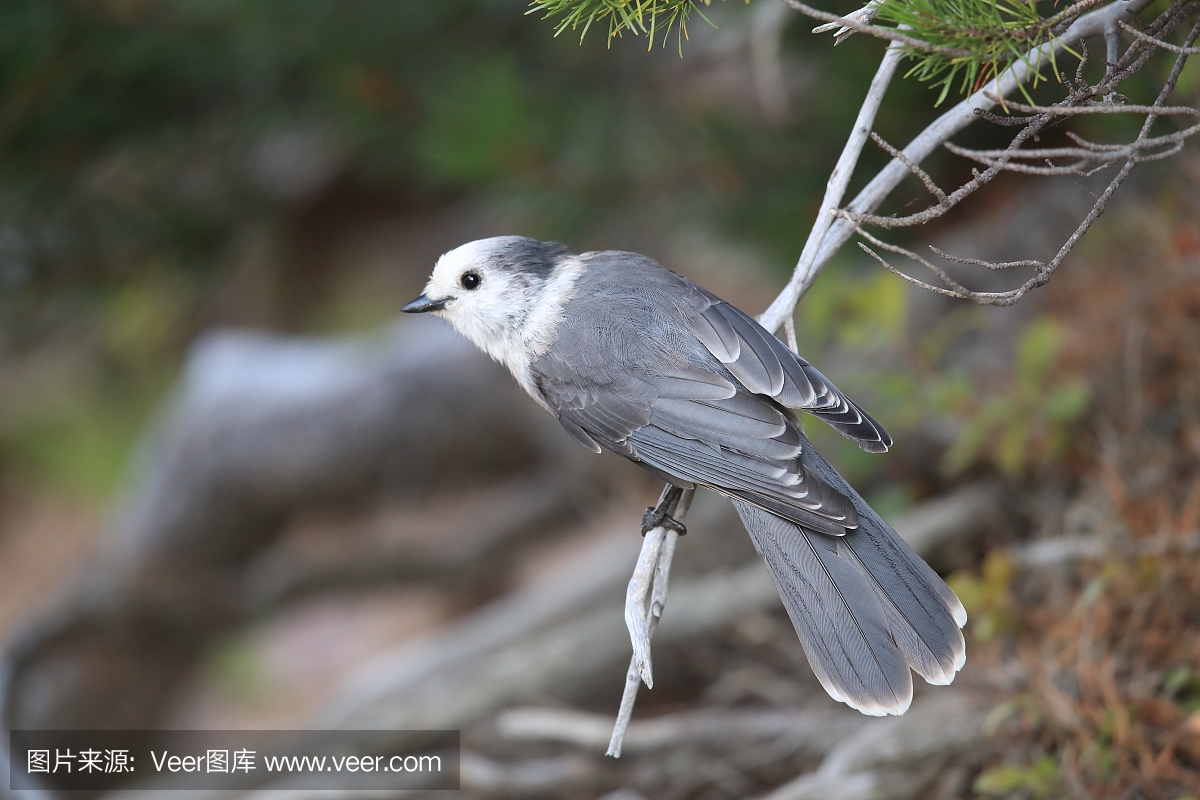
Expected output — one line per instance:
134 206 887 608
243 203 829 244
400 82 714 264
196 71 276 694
711 302 786 396
690 291 892 453
628 426 856 535
652 395 788 440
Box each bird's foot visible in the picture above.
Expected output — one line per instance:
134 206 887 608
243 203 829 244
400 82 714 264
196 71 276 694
641 505 687 536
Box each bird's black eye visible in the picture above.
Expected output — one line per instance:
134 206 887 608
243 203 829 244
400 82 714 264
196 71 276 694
460 271 481 290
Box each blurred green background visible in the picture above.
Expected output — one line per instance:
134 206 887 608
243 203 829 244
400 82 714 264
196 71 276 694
0 0 1104 506
4 0 915 499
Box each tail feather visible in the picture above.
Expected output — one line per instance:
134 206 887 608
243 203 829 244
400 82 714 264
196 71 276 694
732 435 967 715
802 438 968 673
734 501 914 716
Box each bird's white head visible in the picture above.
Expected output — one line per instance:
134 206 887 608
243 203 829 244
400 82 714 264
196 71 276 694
403 236 581 381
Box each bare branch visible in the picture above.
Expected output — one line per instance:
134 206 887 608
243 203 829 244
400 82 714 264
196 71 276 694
980 91 1200 116
847 121 1048 228
870 131 950 206
856 235 983 300
1105 18 1121 94
1120 19 1200 52
1049 0 1117 33
758 39 907 333
768 0 1198 309
928 247 1043 271
944 125 1198 172
858 11 1200 305
811 1 881 45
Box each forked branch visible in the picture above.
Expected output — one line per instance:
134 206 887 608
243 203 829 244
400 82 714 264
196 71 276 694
760 0 1193 326
846 10 1200 305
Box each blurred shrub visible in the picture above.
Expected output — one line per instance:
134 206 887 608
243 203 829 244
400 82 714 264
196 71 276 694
941 319 1090 477
947 550 1015 643
798 260 1091 491
974 756 1061 798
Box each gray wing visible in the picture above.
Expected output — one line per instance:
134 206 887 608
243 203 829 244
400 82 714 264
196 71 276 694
535 359 858 536
687 287 892 453
529 252 963 716
529 251 889 534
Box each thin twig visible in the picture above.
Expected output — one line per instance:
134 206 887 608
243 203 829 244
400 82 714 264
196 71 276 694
783 316 799 352
758 38 906 333
929 246 1043 271
1049 0 1116 33
857 148 1136 305
1120 19 1200 52
856 232 980 299
981 92 1200 115
1065 127 1200 150
870 131 950 206
945 125 1198 172
945 123 1200 158
848 119 1049 228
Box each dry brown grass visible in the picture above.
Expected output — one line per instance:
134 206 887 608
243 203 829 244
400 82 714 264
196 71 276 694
965 181 1200 799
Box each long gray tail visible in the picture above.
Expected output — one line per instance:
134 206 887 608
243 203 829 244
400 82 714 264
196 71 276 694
733 441 967 716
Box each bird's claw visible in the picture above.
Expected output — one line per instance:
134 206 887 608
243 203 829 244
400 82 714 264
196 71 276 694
641 506 687 536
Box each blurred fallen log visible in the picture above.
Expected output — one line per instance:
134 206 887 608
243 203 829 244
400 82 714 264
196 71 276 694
319 516 652 727
1010 535 1105 568
319 483 1000 732
756 693 987 800
241 472 585 612
461 751 598 795
888 482 1004 573
887 482 1000 556
330 558 780 730
1 318 596 734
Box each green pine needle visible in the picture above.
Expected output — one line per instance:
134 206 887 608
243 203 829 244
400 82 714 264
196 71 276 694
871 0 1079 104
526 0 728 54
531 0 1091 103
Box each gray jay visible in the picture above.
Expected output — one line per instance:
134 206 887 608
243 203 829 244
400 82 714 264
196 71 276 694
403 235 966 716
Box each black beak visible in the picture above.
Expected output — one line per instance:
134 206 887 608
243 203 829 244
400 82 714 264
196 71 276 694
401 294 449 313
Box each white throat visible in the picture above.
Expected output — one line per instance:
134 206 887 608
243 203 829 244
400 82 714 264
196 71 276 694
451 256 586 403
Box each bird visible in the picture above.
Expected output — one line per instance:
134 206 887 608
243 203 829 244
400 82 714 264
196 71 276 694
402 235 966 716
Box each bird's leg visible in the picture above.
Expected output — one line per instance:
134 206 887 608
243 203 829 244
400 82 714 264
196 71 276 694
610 484 693 758
641 484 687 536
